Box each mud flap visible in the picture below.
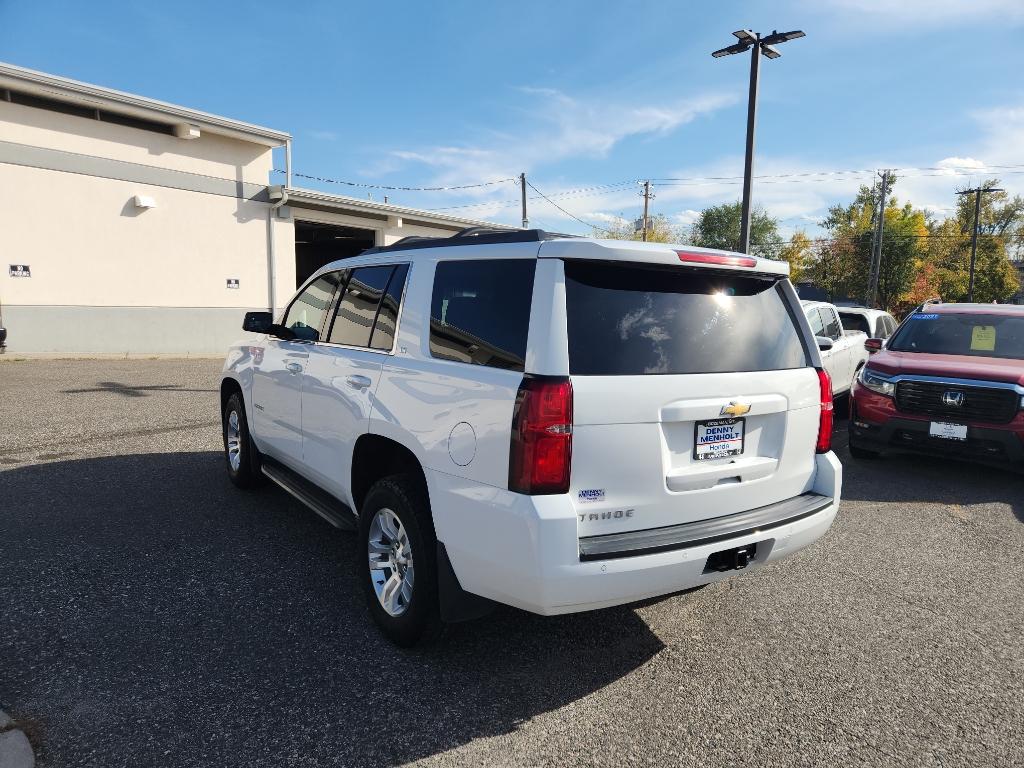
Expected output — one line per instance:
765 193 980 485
436 541 497 623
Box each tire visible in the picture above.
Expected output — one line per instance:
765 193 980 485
222 391 263 488
359 475 441 647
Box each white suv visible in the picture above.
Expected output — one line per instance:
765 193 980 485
221 228 842 645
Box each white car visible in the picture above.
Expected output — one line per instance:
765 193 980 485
221 229 842 645
802 300 870 395
837 305 898 339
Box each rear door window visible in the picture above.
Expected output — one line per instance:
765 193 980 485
820 308 843 340
564 261 808 375
328 265 395 347
807 307 826 337
369 264 409 351
429 259 536 371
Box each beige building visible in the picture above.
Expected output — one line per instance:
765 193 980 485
0 62 507 355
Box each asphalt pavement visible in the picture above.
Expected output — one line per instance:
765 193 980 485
1 359 1022 767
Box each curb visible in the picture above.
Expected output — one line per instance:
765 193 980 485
0 710 36 768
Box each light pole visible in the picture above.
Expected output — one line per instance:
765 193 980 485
712 29 805 254
956 186 1003 302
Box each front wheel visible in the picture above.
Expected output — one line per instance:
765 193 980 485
222 392 264 488
359 475 440 646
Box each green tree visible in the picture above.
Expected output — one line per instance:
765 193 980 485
777 231 813 283
926 179 1022 303
806 176 925 311
689 202 783 257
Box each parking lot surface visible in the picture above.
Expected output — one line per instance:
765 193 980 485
1 359 1022 767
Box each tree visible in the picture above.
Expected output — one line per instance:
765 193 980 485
689 202 783 257
777 231 813 282
805 176 925 311
599 213 684 243
925 179 1022 303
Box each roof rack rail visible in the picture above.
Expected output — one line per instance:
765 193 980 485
361 227 574 255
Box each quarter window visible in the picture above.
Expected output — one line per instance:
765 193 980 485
328 266 395 347
282 272 343 341
429 259 536 371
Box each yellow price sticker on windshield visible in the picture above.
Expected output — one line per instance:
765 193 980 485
971 325 996 352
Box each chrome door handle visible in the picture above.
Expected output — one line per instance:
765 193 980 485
346 375 372 389
286 362 303 373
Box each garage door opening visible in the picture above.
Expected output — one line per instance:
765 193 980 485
294 221 376 288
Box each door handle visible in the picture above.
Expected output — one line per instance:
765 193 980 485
346 375 372 390
286 362 303 374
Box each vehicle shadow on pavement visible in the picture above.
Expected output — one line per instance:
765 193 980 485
837 448 1024 523
0 452 665 767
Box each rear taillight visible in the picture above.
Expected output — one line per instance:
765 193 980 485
816 368 834 453
675 250 757 268
509 376 572 495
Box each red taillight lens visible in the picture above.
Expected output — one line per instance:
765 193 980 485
675 250 757 268
816 368 834 453
509 376 573 495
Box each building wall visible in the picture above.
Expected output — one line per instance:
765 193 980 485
0 100 287 355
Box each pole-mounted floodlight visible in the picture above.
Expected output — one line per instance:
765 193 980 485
712 28 805 254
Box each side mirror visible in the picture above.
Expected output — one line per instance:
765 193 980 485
864 338 883 353
815 335 834 352
242 311 273 333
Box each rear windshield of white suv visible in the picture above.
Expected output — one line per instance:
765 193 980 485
887 312 1024 359
564 261 809 376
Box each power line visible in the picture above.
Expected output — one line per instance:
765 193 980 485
271 169 516 191
525 180 616 235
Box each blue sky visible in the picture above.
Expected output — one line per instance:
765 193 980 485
3 0 1024 237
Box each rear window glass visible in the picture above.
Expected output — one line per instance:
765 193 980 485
887 313 1024 359
840 312 871 335
564 262 808 376
429 259 536 371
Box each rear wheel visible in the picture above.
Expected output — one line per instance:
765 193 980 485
222 392 263 488
359 475 440 646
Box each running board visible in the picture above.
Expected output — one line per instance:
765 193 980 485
261 458 357 531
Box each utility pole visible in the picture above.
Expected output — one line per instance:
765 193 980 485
712 28 805 254
641 180 652 241
957 186 1003 302
520 172 528 229
866 170 890 308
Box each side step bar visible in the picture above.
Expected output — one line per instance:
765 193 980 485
578 492 833 561
261 457 357 531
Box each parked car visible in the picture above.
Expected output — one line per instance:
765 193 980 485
849 302 1024 468
801 300 870 395
220 228 842 645
837 305 897 339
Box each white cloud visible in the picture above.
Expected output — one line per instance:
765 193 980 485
309 129 339 141
369 87 735 196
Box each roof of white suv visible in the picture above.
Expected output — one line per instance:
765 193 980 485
358 227 790 276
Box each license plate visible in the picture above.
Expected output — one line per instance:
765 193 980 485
929 421 967 441
694 418 745 461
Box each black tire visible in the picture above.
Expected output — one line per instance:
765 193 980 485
359 475 441 647
222 392 264 488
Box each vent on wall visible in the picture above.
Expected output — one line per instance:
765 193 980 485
2 88 176 137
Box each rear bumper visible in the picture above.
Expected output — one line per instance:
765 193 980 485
850 384 1024 467
428 452 841 616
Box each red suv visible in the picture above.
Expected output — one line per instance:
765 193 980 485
849 303 1024 469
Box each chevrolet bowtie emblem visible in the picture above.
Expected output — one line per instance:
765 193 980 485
720 401 751 417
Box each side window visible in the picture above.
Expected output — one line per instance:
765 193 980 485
429 259 536 372
821 308 843 340
807 307 826 337
328 265 395 347
282 272 343 341
881 316 895 338
369 264 409 351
